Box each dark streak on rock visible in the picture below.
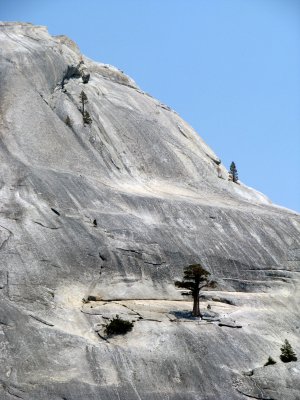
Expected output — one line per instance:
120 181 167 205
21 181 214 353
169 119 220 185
117 248 142 255
40 259 61 268
144 261 165 266
99 253 107 261
97 332 110 343
51 208 60 216
2 384 25 399
0 320 10 327
33 221 60 230
236 388 274 400
219 322 242 328
205 153 221 165
139 319 162 322
0 224 13 251
29 314 54 327
112 301 143 319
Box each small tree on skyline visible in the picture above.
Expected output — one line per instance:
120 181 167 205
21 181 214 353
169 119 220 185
175 264 216 317
229 161 238 183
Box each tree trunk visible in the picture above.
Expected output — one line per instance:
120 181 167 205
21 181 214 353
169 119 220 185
192 291 200 317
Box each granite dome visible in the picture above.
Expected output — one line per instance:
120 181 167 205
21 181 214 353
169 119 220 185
0 22 299 400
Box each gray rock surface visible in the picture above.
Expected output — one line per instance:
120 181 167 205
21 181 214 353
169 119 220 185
0 22 299 399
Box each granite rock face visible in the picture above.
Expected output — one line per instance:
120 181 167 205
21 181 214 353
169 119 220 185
0 22 299 399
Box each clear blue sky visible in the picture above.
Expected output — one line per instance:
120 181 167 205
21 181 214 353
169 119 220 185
1 0 300 211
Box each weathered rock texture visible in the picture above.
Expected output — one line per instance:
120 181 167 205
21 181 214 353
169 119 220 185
0 22 299 399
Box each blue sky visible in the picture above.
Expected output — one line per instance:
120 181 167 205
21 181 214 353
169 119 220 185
1 0 300 211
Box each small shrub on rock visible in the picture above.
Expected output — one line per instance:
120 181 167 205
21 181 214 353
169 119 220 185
264 356 276 366
65 116 72 127
83 111 92 125
87 295 101 301
105 315 134 336
280 339 297 363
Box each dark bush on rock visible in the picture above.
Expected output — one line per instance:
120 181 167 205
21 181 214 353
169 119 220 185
87 295 102 301
105 315 134 336
264 356 276 366
83 111 92 125
65 116 72 127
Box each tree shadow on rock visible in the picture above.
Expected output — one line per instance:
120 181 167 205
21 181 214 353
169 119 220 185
169 310 199 320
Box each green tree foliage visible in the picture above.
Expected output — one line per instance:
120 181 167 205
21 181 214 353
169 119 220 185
105 315 134 336
175 264 216 317
79 90 88 114
280 339 297 363
264 356 276 366
229 161 238 183
79 91 92 125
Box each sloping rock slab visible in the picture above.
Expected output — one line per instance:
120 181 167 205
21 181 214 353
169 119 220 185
219 319 242 328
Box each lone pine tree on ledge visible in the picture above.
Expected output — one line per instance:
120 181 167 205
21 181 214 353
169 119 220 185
229 161 238 183
175 264 216 317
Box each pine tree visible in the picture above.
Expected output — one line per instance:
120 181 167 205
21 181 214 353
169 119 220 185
79 91 88 114
280 339 297 362
229 161 238 183
175 264 216 317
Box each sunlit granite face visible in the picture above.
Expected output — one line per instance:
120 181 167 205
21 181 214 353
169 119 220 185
0 22 299 400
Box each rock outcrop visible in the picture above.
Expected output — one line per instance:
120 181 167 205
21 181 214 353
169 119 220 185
0 22 299 399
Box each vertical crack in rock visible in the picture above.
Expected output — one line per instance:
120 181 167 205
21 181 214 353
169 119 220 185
0 225 13 251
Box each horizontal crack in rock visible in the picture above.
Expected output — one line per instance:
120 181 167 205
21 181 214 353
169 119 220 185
236 387 274 400
33 221 60 229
